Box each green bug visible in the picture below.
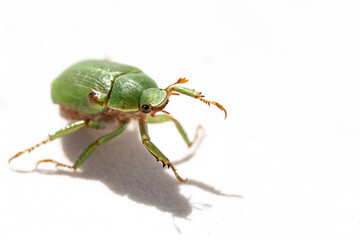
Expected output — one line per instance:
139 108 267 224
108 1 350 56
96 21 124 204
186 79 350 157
9 60 227 182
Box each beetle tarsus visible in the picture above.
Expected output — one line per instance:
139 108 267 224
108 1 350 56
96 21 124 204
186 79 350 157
188 125 205 148
35 159 75 171
198 97 227 119
8 137 51 164
168 163 188 183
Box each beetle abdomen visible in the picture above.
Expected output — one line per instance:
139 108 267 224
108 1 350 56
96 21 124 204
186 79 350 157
59 105 147 124
51 60 142 114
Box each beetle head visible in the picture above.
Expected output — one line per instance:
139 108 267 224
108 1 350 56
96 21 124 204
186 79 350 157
139 88 170 116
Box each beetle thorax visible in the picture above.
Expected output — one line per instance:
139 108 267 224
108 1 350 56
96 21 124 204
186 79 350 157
107 73 158 112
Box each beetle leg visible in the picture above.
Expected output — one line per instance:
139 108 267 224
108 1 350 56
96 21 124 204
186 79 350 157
139 119 187 183
8 120 96 164
35 159 76 170
146 114 202 148
170 86 227 119
35 122 128 170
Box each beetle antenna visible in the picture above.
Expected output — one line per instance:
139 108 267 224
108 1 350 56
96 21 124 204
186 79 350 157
165 78 189 91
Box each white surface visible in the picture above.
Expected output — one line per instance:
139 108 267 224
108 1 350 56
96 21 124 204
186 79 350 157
1 0 360 239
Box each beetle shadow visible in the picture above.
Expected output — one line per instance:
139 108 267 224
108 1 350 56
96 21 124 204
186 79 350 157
36 124 242 218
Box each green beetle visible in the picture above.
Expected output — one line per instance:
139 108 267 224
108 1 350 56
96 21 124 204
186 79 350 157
9 60 227 182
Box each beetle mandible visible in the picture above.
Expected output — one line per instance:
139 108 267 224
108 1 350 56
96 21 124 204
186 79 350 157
9 60 227 182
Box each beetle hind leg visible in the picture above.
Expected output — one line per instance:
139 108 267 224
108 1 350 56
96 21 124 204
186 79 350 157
35 122 128 171
8 120 91 164
9 119 110 170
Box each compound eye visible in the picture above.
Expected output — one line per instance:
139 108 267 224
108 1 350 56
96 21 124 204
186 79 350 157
141 104 151 113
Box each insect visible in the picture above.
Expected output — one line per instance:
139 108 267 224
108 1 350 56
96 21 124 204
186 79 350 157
9 60 227 182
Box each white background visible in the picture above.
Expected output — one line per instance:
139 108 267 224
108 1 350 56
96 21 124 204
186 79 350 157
1 0 360 239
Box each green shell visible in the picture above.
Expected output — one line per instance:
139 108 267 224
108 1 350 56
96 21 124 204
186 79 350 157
51 60 157 114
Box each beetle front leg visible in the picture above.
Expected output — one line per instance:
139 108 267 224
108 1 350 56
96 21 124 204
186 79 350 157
146 114 202 148
170 84 227 119
139 119 187 183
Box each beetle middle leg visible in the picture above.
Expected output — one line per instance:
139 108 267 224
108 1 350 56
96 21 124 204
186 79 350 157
146 114 202 148
35 122 128 170
139 119 187 183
